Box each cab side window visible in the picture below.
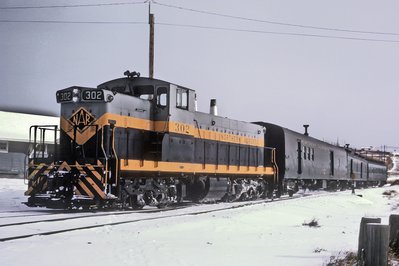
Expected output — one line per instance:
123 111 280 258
176 88 188 110
157 87 168 107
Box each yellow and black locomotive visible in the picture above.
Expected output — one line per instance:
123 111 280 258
25 71 277 209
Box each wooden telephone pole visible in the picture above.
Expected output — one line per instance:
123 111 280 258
149 2 154 79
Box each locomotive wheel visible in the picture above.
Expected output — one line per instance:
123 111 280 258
247 188 258 200
124 195 144 210
157 203 167 209
189 178 207 202
239 192 248 201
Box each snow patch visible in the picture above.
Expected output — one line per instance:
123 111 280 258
0 178 398 266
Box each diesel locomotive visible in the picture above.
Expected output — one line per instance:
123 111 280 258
25 71 277 209
24 71 387 209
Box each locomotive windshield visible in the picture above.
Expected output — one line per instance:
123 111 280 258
133 85 154 100
108 84 155 100
107 84 169 107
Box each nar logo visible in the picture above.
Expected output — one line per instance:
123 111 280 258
68 108 95 132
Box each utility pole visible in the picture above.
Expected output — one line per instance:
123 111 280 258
149 2 154 79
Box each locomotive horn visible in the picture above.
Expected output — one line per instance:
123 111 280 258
124 70 140 79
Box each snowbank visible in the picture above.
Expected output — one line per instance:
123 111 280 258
0 178 398 266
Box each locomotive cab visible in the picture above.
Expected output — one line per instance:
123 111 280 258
97 75 197 163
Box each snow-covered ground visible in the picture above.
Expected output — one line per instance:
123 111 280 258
0 178 398 266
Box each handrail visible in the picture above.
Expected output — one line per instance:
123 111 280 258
25 125 59 184
110 123 119 191
264 146 279 186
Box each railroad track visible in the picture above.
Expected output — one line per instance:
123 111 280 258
0 204 194 228
0 191 332 242
0 210 72 219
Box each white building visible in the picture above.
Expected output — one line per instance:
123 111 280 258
0 111 59 178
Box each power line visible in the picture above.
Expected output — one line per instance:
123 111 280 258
3 0 398 38
0 20 147 25
0 1 147 10
2 19 399 43
156 22 399 44
153 1 399 37
3 0 398 39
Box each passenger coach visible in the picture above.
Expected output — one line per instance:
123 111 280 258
254 122 387 194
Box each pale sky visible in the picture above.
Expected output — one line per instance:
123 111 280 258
1 0 399 149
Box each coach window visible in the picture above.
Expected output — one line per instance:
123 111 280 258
157 87 168 107
311 148 315 161
350 159 353 175
297 141 302 174
0 141 8 153
360 162 363 178
176 88 188 110
303 147 307 160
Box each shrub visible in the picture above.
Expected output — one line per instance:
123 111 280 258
302 218 320 227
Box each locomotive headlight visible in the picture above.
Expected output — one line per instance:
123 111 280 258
72 88 81 103
107 94 114 102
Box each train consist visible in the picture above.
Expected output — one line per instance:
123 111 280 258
25 71 387 209
257 122 387 196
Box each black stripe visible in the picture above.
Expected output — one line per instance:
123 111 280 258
75 184 87 196
82 167 104 189
32 176 48 193
94 166 105 182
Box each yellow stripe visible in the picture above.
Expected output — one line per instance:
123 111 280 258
75 188 82 196
120 159 274 176
75 162 86 175
28 163 46 180
78 181 95 198
58 161 72 171
24 187 33 196
85 177 106 199
86 164 102 182
44 163 55 175
161 121 264 147
195 126 263 146
61 111 264 147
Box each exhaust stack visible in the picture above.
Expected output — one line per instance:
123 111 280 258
210 99 218 116
303 124 309 136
